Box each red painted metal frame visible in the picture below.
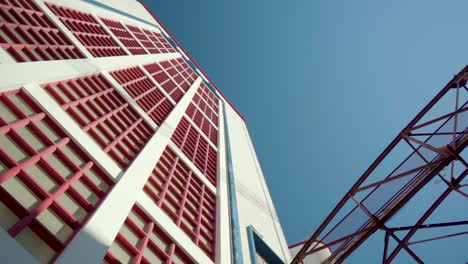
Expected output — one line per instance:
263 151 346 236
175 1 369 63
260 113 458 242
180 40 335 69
125 24 159 54
186 103 218 146
42 73 154 170
104 204 194 264
137 1 246 123
143 61 184 103
144 28 175 54
291 66 468 264
172 117 218 186
168 57 198 92
0 88 115 263
46 2 126 57
100 18 147 55
194 82 219 126
185 83 220 146
110 66 175 126
142 146 216 260
159 58 196 96
0 0 84 62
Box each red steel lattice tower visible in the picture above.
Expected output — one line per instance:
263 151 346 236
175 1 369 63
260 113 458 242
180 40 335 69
292 67 468 263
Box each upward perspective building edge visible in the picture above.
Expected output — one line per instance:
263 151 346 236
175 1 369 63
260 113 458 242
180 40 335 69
0 0 297 263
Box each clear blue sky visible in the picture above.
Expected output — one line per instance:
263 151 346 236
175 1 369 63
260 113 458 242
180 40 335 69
143 0 467 262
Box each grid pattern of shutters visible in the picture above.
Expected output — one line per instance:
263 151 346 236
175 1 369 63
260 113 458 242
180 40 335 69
46 2 126 57
0 0 84 62
143 147 216 259
160 58 198 92
185 103 218 146
0 89 115 263
171 117 217 185
148 30 175 53
110 66 175 126
104 204 194 264
42 74 154 169
100 18 146 55
143 62 184 103
125 24 158 54
185 83 220 146
193 83 219 125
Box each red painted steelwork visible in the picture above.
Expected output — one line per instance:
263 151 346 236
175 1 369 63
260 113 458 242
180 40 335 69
144 28 175 54
186 103 218 146
185 83 220 146
104 204 194 264
42 73 154 170
46 2 126 57
142 146 216 260
125 24 159 54
157 58 197 98
110 66 175 125
165 58 198 92
0 88 115 263
194 82 219 126
172 117 218 186
137 1 247 123
100 18 147 55
292 66 468 264
143 61 185 102
0 0 84 62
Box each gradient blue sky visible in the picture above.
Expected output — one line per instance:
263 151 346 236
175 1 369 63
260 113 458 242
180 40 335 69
144 0 467 262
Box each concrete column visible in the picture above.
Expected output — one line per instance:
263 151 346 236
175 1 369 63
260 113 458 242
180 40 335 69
215 100 233 264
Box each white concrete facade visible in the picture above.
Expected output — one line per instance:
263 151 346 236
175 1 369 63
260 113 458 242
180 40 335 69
0 0 291 263
289 242 332 264
223 103 291 263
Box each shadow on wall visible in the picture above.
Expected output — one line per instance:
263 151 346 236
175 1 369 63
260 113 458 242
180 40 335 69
0 221 114 264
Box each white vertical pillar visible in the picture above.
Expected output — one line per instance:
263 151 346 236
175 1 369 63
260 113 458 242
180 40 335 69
215 100 232 264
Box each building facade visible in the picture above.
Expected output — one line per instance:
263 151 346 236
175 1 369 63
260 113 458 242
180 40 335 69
289 241 331 264
0 0 291 263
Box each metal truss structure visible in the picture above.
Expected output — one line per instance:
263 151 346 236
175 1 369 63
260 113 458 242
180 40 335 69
291 66 468 263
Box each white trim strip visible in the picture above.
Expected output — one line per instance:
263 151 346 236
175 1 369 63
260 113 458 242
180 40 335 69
0 53 181 92
215 99 232 264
